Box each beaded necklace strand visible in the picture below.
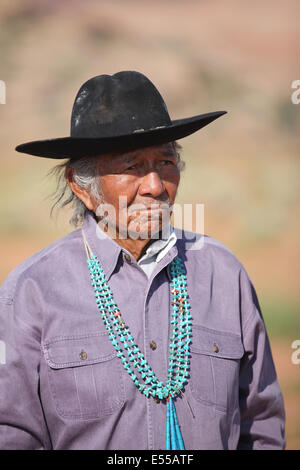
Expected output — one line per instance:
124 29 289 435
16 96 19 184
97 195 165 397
82 230 192 450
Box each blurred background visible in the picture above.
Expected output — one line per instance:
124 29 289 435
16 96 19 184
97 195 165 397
0 0 299 448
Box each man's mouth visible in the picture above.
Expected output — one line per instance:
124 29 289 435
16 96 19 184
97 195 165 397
128 202 171 213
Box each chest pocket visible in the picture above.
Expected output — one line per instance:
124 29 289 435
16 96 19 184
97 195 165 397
189 325 244 413
42 332 125 420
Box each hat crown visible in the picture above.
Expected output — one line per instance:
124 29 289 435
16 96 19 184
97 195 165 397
71 71 172 138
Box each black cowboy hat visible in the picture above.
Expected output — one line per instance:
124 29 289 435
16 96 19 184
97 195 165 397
15 71 227 159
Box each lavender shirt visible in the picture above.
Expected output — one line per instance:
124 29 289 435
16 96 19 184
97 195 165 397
0 212 285 449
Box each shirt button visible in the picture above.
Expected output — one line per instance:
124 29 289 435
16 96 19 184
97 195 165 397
80 350 88 360
213 344 219 353
124 253 131 262
150 341 157 351
147 290 152 297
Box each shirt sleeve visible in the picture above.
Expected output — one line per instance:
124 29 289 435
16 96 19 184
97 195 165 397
237 269 286 449
0 291 52 449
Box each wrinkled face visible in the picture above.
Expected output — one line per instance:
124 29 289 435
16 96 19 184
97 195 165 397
94 143 180 239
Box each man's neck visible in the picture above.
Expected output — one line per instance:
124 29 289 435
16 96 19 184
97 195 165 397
114 237 155 261
97 221 159 261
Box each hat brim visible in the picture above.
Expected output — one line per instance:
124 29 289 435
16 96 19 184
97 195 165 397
15 111 227 159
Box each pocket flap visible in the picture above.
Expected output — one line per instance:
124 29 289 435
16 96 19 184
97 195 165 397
42 332 116 369
191 325 244 359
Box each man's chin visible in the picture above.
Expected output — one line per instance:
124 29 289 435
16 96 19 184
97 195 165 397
127 221 169 240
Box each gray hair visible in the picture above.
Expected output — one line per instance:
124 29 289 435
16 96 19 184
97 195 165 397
48 142 185 227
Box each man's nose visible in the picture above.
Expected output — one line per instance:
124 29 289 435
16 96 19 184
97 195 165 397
138 171 166 197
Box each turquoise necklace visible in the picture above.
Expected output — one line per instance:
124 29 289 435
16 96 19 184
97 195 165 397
82 231 192 450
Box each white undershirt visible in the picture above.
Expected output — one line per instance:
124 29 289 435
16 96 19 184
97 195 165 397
137 225 177 278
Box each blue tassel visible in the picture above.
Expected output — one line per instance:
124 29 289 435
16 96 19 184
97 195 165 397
166 399 171 450
165 397 185 450
170 398 185 449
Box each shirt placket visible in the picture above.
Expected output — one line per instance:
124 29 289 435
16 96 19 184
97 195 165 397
142 249 178 450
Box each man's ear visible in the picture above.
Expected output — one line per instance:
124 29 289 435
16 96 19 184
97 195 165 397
65 167 94 211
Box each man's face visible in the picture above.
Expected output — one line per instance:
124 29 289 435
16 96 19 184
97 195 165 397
93 143 180 239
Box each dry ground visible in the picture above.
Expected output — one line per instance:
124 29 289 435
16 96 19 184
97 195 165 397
272 338 300 450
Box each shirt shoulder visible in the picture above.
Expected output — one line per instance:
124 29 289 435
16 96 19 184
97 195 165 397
175 228 245 274
175 229 260 333
0 228 82 300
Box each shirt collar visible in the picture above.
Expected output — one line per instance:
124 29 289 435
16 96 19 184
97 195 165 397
82 212 122 280
138 225 177 264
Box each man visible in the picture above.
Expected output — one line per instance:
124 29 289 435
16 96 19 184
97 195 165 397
0 71 285 450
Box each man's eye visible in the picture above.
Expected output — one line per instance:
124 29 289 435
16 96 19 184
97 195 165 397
125 165 137 171
162 160 174 166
